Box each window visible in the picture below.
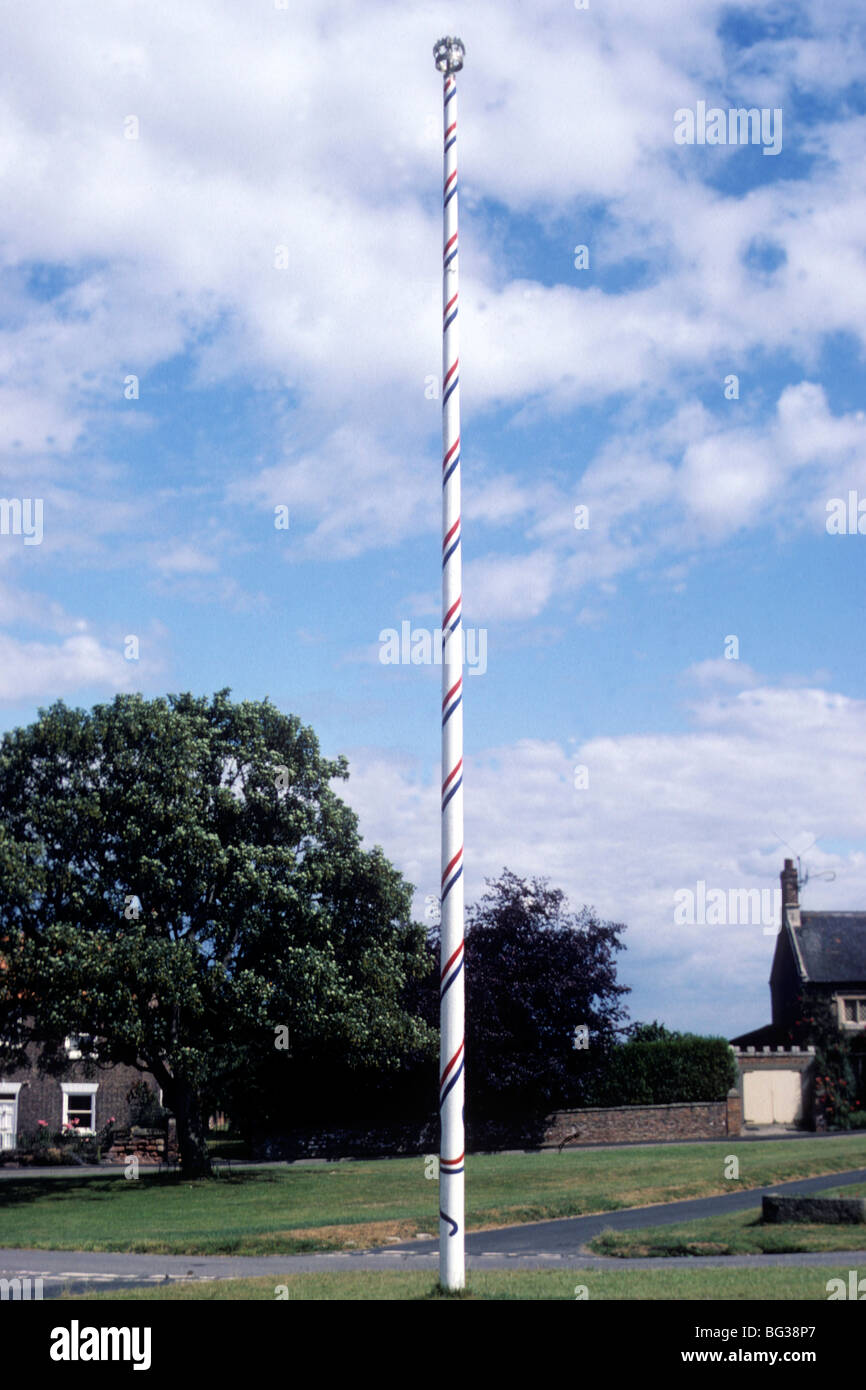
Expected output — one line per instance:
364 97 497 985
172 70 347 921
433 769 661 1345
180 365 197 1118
840 997 866 1027
60 1082 98 1133
0 1084 22 1151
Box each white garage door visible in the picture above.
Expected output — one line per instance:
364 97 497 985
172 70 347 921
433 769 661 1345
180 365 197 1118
742 1070 803 1125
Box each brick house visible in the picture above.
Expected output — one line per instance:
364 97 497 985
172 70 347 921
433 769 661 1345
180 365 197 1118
730 859 866 1126
0 1035 164 1152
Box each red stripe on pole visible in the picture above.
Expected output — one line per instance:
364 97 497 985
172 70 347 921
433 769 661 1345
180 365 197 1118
440 941 464 981
442 676 461 708
443 436 460 466
443 595 461 627
441 847 462 886
442 757 463 793
440 1041 464 1085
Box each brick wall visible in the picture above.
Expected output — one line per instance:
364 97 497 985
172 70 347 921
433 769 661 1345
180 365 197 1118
542 1094 740 1148
104 1122 178 1166
252 1095 741 1160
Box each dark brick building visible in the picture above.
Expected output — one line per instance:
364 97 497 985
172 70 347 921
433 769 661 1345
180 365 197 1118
0 1036 163 1150
732 859 866 1048
730 860 866 1126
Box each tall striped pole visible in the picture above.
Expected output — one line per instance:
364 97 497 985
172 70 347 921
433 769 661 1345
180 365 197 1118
434 33 466 1293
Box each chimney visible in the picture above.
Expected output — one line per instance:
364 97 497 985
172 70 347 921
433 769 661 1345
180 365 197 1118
780 858 799 912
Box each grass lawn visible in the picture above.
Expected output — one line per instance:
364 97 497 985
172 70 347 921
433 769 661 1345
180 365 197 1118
589 1183 866 1257
55 1266 858 1300
2 1134 864 1256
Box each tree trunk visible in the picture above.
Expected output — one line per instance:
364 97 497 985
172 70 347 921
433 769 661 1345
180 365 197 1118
169 1079 212 1178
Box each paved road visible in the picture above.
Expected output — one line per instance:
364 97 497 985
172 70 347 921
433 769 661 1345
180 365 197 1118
1 1167 864 1294
393 1166 866 1257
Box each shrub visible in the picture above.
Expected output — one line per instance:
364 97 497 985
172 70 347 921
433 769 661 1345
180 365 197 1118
126 1080 169 1128
589 1034 738 1106
15 1118 118 1164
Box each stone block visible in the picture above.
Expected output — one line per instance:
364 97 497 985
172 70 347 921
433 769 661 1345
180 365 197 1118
762 1194 866 1224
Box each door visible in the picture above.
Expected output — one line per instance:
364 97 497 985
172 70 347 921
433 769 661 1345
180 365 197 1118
742 1069 803 1125
0 1099 16 1150
742 1070 773 1123
770 1070 803 1123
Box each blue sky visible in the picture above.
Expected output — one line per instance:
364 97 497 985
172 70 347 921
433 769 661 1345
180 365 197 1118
2 0 866 1038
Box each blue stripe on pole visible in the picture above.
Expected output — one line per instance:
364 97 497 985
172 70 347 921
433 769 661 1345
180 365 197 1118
440 1057 465 1106
441 863 463 900
442 694 462 725
440 955 464 1000
441 773 462 812
442 536 461 568
442 454 460 487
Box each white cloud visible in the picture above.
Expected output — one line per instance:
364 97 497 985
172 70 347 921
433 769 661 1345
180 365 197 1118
464 549 558 621
341 672 866 1034
0 631 134 702
153 544 218 575
233 426 435 559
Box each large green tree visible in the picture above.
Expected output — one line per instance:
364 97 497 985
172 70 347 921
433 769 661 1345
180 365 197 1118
0 690 435 1174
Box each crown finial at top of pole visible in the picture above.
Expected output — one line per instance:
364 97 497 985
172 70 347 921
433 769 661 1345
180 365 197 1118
433 36 465 73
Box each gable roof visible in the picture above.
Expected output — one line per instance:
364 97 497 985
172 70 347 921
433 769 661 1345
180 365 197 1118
790 911 866 984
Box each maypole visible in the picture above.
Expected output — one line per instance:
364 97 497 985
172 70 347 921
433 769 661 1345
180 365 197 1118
434 33 466 1293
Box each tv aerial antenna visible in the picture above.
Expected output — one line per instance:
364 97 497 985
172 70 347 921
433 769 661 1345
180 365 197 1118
770 832 836 897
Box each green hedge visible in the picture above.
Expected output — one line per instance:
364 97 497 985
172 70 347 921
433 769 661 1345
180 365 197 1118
591 1035 738 1106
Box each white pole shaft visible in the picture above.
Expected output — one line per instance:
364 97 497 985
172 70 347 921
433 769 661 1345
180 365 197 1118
438 62 465 1292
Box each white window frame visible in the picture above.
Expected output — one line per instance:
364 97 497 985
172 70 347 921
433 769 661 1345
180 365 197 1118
0 1083 23 1150
60 1082 98 1134
838 996 866 1029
